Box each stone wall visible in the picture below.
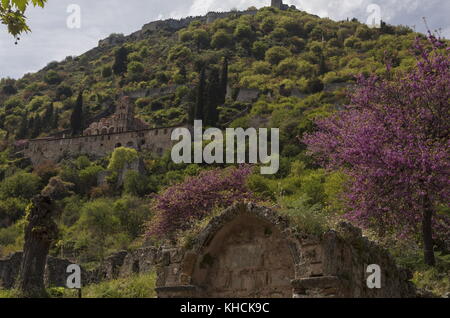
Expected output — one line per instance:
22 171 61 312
0 247 161 289
1 203 418 298
155 203 417 298
22 125 186 166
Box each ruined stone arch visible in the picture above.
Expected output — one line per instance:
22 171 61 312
109 127 115 134
101 127 108 135
175 203 302 298
155 203 418 299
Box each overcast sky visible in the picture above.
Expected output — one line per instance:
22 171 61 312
0 0 448 79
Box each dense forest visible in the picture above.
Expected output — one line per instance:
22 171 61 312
0 6 448 296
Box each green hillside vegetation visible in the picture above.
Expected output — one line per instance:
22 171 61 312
0 7 447 297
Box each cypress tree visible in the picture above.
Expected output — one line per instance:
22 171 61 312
112 46 129 76
27 116 34 132
318 54 327 75
70 91 83 136
17 115 28 139
52 109 59 130
43 103 54 131
205 68 221 126
31 115 41 138
194 68 206 122
219 56 228 104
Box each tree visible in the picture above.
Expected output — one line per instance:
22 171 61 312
107 147 139 171
0 171 41 200
127 61 144 81
265 46 291 65
194 68 206 121
211 30 232 49
17 195 58 298
70 91 83 136
205 68 221 126
52 108 59 129
16 115 28 139
304 36 449 266
101 65 113 78
219 56 228 104
148 166 255 237
31 114 41 138
192 29 210 51
0 0 47 41
42 102 54 130
76 199 119 260
306 77 324 94
44 70 62 85
112 46 129 76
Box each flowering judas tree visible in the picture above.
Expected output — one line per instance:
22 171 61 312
304 36 449 266
148 165 255 238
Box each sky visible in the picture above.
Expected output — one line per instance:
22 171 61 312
0 0 448 79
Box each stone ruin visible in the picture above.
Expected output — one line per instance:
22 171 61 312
155 203 417 298
0 203 418 297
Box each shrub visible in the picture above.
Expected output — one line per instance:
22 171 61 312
278 195 329 236
101 66 113 78
44 71 63 85
211 30 232 49
123 171 155 197
113 196 151 238
148 166 255 237
265 46 291 65
108 147 139 171
0 172 41 200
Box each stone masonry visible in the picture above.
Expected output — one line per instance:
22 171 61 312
155 203 417 298
19 96 187 166
0 203 418 297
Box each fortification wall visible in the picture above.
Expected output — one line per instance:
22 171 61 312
23 126 184 166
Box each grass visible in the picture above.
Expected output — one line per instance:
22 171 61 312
0 272 157 298
277 195 331 236
391 245 450 297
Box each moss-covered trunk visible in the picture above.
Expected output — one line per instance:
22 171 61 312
16 195 58 298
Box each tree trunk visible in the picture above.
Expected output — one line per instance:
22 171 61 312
422 197 436 266
16 195 58 298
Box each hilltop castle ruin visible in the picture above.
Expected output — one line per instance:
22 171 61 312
21 97 184 166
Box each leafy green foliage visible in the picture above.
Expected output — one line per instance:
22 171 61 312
107 147 139 171
0 0 47 39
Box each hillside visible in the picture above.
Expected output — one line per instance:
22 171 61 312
0 5 448 297
0 6 417 141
